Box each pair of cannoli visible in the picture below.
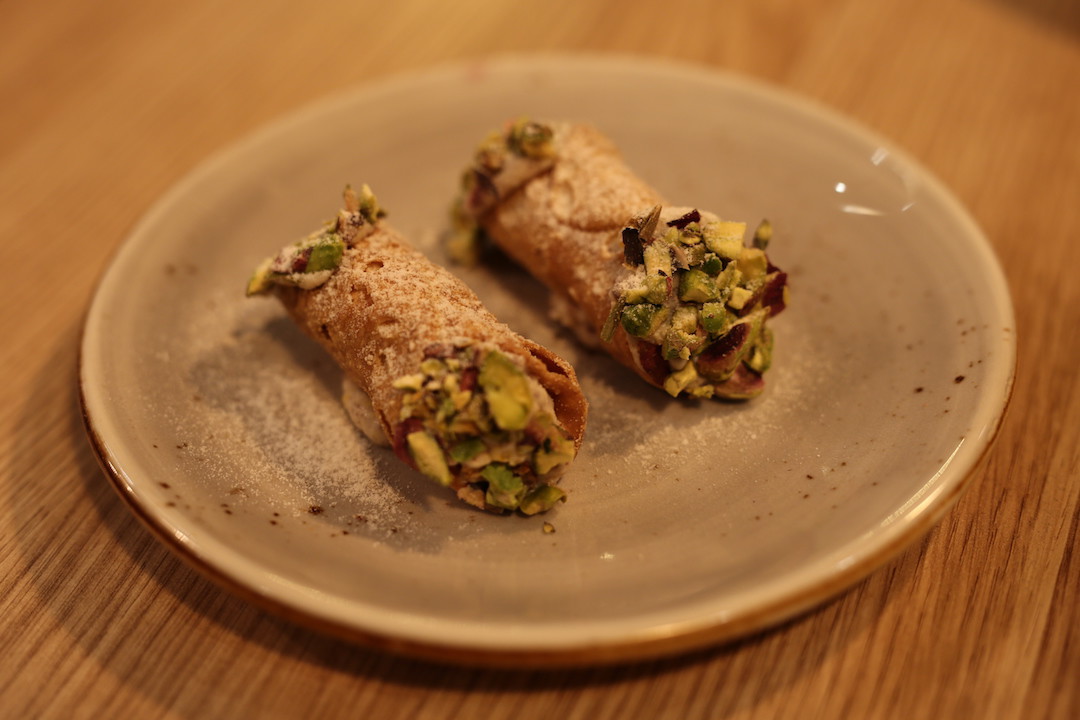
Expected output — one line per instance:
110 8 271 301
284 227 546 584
248 120 787 514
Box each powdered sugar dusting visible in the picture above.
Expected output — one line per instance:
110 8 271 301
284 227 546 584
172 290 425 539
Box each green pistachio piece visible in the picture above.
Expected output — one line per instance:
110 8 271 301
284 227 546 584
392 373 425 391
688 384 715 399
478 351 533 431
245 259 274 296
625 275 669 304
644 242 673 278
449 437 485 463
353 184 384 224
407 432 452 486
663 326 704 361
684 244 707 267
306 234 345 272
482 463 525 510
753 219 772 250
633 204 663 242
518 485 567 516
701 253 724 276
419 358 447 377
672 305 699 333
621 303 664 338
601 299 625 343
663 362 700 397
677 225 702 245
715 261 742 292
506 119 555 159
737 247 769 281
746 326 774 373
701 302 732 335
678 269 720 303
728 286 753 310
703 220 746 259
534 433 576 476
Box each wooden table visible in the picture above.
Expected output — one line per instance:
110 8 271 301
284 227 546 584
2 0 1077 717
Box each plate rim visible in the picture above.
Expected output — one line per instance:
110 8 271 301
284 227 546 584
78 52 1017 667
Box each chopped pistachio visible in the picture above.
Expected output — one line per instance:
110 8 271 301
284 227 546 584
701 253 724 276
456 484 487 510
245 258 274 296
406 432 452 486
600 298 625 343
643 242 673 278
703 221 746 259
474 136 506 173
633 204 663 241
677 226 702 245
482 463 525 510
753 219 773 249
684 244 706 267
305 235 344 272
672 305 700 333
663 362 700 397
621 303 663 338
478 351 533 431
506 119 555 159
449 437 485 463
746 326 774 373
701 302 732 335
392 373 425 391
419 358 447 377
663 327 702 361
715 261 742 291
343 183 384 224
450 390 472 410
678 269 721 303
688 384 715 399
737 247 769 281
728 286 753 310
519 485 567 516
534 433 576 475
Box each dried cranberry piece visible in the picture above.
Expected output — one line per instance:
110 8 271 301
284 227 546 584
290 247 313 273
667 209 700 229
634 340 669 385
761 271 788 317
696 324 750 381
422 343 456 359
465 169 499 212
459 366 479 391
391 417 425 467
714 365 765 399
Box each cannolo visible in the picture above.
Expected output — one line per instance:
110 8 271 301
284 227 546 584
451 119 788 400
247 185 587 514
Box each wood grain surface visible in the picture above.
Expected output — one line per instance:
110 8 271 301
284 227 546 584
1 0 1077 717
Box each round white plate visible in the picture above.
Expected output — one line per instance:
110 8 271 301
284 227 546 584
80 55 1015 666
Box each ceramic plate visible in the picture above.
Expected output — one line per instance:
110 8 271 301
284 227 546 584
80 56 1015 666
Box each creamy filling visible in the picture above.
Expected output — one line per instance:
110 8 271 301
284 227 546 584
341 378 390 447
548 292 602 350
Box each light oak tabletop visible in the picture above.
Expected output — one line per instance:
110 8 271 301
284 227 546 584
1 0 1077 718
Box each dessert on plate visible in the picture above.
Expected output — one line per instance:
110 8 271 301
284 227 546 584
248 185 588 514
451 119 788 400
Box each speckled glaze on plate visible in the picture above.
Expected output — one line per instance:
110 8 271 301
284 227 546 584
80 55 1015 666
